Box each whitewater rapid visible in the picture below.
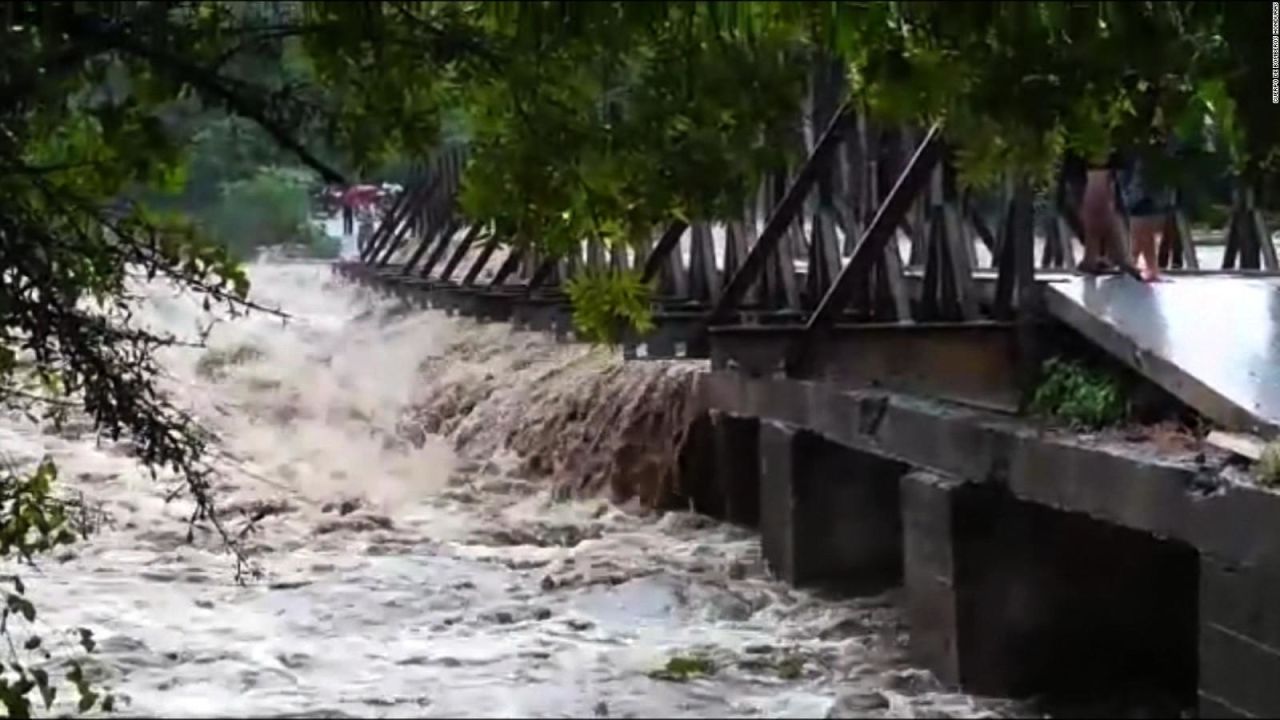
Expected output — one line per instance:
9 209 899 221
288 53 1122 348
0 261 1014 718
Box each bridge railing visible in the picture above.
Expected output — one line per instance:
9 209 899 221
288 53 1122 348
340 100 1280 354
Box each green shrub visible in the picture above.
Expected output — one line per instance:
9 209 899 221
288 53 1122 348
1029 357 1130 429
565 268 655 345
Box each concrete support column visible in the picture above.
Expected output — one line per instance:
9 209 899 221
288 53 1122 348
677 411 761 526
676 412 719 517
1199 556 1280 718
901 470 1197 700
758 421 904 589
710 412 760 527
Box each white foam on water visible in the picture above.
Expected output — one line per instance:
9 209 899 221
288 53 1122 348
0 262 1014 718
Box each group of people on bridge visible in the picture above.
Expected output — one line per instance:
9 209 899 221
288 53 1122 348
1073 145 1178 284
316 183 402 236
1071 96 1198 284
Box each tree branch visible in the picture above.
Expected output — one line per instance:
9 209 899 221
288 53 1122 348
60 12 349 185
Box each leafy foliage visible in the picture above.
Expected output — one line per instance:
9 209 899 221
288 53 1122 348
205 166 332 261
298 1 1278 332
565 270 656 345
0 461 113 717
0 2 333 714
1030 357 1130 429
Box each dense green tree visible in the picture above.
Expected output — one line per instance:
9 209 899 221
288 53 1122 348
0 2 345 713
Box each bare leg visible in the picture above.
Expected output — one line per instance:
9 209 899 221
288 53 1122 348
1131 216 1162 282
1079 169 1116 271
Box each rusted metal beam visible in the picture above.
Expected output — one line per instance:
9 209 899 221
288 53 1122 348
943 202 980 319
992 198 1017 320
526 255 560 293
369 176 440 266
440 224 483 282
807 206 842 304
876 243 913 321
359 181 415 264
1011 180 1040 406
963 196 998 256
400 217 444 275
689 222 720 303
783 124 942 373
489 246 525 288
803 124 942 333
361 189 410 264
639 221 690 284
401 185 456 274
418 219 462 279
462 232 501 286
368 166 440 265
708 106 855 324
711 321 1022 413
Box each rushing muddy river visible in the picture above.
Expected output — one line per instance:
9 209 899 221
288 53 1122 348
0 260 1018 718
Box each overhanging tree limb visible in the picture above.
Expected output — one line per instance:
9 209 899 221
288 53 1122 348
60 12 349 185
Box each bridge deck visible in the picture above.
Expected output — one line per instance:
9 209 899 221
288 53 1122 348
1045 275 1280 435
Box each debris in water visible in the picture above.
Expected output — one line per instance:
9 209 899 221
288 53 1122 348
268 580 313 590
647 654 716 682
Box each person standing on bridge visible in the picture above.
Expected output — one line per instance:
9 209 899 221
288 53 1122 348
1076 150 1129 276
1078 85 1184 283
1076 144 1178 283
1121 148 1175 283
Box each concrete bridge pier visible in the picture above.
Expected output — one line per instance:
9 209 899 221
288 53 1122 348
900 471 1199 702
710 412 761 528
757 421 906 591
